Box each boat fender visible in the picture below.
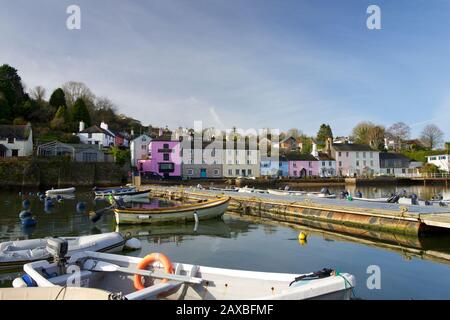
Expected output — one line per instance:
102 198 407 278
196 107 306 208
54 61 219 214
76 202 87 212
347 195 353 201
22 199 31 209
45 198 54 207
13 275 36 288
21 217 37 227
134 253 174 290
124 238 142 250
19 210 32 220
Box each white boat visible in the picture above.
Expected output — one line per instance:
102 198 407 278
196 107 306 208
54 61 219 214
351 197 391 203
209 187 238 192
0 233 126 271
237 187 267 194
0 287 113 300
267 189 306 196
114 197 230 225
45 187 76 195
113 190 150 201
16 250 355 300
307 192 336 199
94 186 137 197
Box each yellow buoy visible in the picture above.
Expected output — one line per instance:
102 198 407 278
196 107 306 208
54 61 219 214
298 232 307 241
298 239 307 246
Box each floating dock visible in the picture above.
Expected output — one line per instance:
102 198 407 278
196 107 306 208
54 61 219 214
145 186 450 236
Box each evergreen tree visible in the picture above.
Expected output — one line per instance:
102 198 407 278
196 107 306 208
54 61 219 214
49 88 67 109
316 124 333 146
0 64 26 120
71 98 91 127
50 105 69 130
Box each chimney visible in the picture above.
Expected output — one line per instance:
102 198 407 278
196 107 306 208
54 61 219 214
131 129 135 137
311 141 318 157
79 121 85 132
326 138 332 157
100 122 108 131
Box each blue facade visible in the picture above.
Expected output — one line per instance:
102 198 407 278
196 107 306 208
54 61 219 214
260 159 280 177
279 161 289 177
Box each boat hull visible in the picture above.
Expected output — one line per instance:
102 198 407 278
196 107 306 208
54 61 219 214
114 198 230 225
113 190 150 201
45 187 76 195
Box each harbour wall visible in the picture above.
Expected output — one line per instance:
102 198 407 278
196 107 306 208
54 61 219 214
0 157 128 188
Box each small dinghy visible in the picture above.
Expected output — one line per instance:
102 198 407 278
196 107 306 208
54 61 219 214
209 187 238 192
45 187 76 195
113 190 150 201
0 232 126 271
237 187 267 194
307 192 336 199
94 186 137 197
15 250 355 300
351 195 399 203
267 189 306 196
114 197 230 225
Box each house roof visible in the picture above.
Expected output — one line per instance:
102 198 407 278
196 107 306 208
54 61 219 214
80 126 115 137
0 124 32 140
285 152 317 161
280 136 296 144
151 134 177 142
316 152 335 161
332 143 375 152
379 152 411 161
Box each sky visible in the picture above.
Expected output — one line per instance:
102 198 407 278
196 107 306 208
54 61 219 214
1 0 450 139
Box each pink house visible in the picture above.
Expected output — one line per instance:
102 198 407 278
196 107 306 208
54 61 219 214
138 136 181 178
286 153 319 177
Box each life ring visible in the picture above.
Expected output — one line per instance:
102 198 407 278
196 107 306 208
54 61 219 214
134 253 174 290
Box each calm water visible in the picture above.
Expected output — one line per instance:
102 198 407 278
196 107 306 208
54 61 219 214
2 186 450 299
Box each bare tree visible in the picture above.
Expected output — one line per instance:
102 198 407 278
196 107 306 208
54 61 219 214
420 124 444 150
387 122 411 151
287 128 302 139
62 81 95 107
29 86 46 102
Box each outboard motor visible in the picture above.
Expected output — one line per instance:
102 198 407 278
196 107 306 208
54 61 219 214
355 191 363 198
387 195 400 203
411 193 418 205
340 191 349 199
320 188 330 195
46 237 69 273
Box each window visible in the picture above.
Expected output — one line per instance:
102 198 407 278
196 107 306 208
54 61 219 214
363 152 366 158
387 169 391 174
338 152 342 157
356 160 360 166
370 160 374 166
322 161 325 166
346 152 349 157
363 161 367 166
248 169 252 175
88 133 92 139
329 161 332 166
293 163 297 168
213 169 220 176
339 161 342 167
309 161 312 168
235 169 240 175
370 152 373 158
7 137 14 144
95 141 99 145
247 160 251 164
402 168 406 174
163 144 169 149
163 154 170 161
356 152 359 158
309 170 313 176
83 152 97 162
11 149 19 157
187 169 194 176
141 145 146 150
228 169 232 175
159 163 174 172
294 170 297 176
142 137 146 142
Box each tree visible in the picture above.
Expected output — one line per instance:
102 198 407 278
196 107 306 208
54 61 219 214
62 81 95 108
18 100 39 120
49 88 67 109
50 106 69 130
368 125 386 150
71 98 91 127
316 124 333 147
351 122 375 145
287 128 302 139
0 64 26 119
299 135 313 154
420 163 440 174
111 146 130 167
29 86 46 102
387 122 411 151
420 124 444 150
0 94 11 121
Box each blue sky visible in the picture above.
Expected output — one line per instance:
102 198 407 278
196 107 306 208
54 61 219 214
1 0 450 139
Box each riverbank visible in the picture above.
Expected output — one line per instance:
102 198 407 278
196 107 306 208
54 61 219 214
0 157 128 189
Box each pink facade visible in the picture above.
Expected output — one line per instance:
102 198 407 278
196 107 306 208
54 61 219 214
138 139 181 178
288 160 319 177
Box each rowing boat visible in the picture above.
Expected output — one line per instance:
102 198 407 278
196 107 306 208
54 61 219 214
351 197 391 203
237 187 267 194
113 190 150 201
114 197 230 225
94 186 136 197
267 189 306 196
15 250 355 300
45 187 76 195
0 233 126 271
307 192 336 199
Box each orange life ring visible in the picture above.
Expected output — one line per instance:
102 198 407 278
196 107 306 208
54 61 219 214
134 253 174 290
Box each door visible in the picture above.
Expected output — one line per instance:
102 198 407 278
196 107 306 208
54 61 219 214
200 168 207 178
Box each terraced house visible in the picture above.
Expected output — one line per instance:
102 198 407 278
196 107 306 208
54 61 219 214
181 138 223 179
331 142 380 177
222 139 260 178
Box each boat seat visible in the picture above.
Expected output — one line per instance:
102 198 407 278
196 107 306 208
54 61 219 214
46 270 93 286
124 282 182 300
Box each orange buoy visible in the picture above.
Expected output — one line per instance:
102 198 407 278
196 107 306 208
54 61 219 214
134 253 174 290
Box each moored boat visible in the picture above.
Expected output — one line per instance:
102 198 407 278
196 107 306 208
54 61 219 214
114 197 230 225
45 187 76 195
351 197 392 203
267 189 306 196
113 190 150 201
237 187 267 194
15 250 355 300
94 186 137 197
307 192 336 199
0 232 126 271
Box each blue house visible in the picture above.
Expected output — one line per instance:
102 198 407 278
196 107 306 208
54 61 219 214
260 156 280 177
279 156 289 177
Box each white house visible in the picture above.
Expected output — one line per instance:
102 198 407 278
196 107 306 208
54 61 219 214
311 141 336 177
130 134 152 167
426 154 450 172
77 121 115 147
331 142 380 177
222 142 260 178
0 123 33 157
